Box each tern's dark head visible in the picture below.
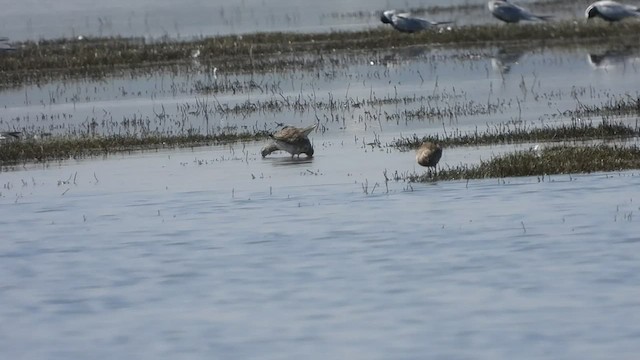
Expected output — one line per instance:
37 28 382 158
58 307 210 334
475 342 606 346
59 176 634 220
588 53 605 66
380 11 393 24
585 5 599 19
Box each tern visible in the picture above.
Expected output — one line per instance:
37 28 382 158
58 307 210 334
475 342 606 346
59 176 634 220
0 37 16 53
0 131 21 141
487 0 552 23
585 1 640 21
380 10 452 33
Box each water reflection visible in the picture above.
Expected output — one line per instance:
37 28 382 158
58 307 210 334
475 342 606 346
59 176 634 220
587 47 640 71
491 47 526 75
266 156 315 167
379 46 431 68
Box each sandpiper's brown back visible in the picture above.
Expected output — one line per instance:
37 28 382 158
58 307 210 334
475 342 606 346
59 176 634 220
416 142 442 167
262 124 317 157
271 125 316 142
272 127 302 142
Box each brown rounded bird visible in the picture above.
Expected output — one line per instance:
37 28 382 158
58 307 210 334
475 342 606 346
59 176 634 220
261 124 317 158
416 142 443 168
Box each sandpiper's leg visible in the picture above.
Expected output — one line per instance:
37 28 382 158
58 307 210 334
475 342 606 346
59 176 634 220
426 167 436 179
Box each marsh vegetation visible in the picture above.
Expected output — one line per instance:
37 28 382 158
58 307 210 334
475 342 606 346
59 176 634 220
3 21 640 86
4 3 640 358
2 20 640 179
404 144 640 182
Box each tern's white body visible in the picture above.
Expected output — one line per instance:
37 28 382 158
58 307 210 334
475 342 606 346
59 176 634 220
380 10 451 33
585 1 640 21
487 0 552 23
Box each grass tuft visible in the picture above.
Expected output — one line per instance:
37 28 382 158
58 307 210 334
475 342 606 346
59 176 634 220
406 145 640 182
0 131 270 166
392 119 640 149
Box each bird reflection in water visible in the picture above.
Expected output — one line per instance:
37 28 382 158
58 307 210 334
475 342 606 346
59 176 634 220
587 47 640 71
491 47 526 75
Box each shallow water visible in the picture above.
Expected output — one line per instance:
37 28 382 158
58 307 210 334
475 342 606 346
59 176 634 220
1 0 590 42
1 142 640 359
2 45 640 140
3 8 640 358
1 0 452 41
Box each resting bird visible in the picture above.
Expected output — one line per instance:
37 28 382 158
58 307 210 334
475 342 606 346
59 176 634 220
380 10 452 33
261 124 316 158
585 1 640 21
416 142 443 168
0 131 21 140
487 0 552 23
0 37 16 53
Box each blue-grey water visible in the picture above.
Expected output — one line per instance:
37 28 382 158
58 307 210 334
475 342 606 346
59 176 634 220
3 45 640 140
1 0 591 41
2 1 640 358
1 0 452 41
1 143 640 359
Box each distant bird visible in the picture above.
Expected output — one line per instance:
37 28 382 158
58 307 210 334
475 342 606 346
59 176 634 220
261 124 316 158
585 1 640 21
0 37 16 53
487 0 552 23
416 142 443 168
380 10 452 33
529 144 542 156
0 131 21 141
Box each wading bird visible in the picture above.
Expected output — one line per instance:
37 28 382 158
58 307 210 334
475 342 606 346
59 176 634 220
487 0 552 23
261 124 316 158
585 1 640 21
416 142 443 168
380 10 452 33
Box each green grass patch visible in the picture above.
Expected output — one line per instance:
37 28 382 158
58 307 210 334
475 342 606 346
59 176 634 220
392 119 640 149
0 131 270 166
2 20 640 86
570 96 640 118
406 144 640 182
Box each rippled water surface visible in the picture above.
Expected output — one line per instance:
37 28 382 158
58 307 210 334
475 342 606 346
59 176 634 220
1 143 640 359
2 8 640 358
2 45 640 140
